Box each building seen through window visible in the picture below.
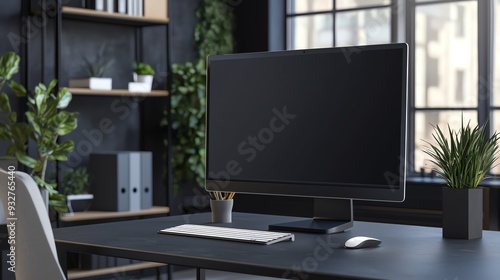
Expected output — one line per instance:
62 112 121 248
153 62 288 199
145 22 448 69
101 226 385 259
286 0 500 176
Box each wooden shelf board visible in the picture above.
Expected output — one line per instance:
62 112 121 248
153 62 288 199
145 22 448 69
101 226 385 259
68 261 166 279
60 206 170 222
62 6 169 26
67 88 169 96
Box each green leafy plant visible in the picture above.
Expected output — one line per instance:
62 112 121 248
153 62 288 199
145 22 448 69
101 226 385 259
423 121 500 188
62 167 90 195
195 0 235 59
0 52 20 87
83 44 114 77
169 60 206 187
133 62 155 75
164 0 235 191
0 51 78 212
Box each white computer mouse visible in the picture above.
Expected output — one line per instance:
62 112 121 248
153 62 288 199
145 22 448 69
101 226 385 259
344 236 381 249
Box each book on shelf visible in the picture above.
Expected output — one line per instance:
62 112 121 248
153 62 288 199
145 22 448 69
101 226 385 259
118 0 126 14
83 0 157 18
144 0 168 20
138 0 143 16
69 77 112 90
127 0 134 16
105 0 114 13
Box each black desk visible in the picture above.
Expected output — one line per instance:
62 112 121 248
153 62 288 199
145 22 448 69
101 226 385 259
54 212 500 280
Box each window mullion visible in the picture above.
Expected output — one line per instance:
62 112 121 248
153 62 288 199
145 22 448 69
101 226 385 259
407 0 417 174
478 0 494 129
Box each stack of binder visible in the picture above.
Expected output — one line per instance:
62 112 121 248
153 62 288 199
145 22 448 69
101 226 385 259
89 151 153 211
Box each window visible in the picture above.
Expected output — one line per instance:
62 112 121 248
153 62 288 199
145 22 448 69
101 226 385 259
285 0 498 176
492 0 500 173
413 1 478 173
286 0 391 49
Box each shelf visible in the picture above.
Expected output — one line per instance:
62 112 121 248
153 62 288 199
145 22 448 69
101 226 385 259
67 88 169 97
68 261 166 279
62 6 169 26
60 206 170 222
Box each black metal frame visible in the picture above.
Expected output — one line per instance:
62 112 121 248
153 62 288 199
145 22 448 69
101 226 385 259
50 2 173 277
50 0 172 217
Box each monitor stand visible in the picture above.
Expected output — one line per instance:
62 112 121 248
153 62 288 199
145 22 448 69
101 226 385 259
269 198 353 234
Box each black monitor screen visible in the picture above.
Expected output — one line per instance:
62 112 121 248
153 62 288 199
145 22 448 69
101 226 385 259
206 44 407 202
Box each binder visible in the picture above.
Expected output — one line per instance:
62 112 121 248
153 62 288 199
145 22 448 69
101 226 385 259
129 152 141 211
140 152 153 209
89 152 130 212
105 0 114 13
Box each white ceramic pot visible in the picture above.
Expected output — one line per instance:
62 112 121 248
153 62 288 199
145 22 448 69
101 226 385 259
67 194 94 215
133 73 153 91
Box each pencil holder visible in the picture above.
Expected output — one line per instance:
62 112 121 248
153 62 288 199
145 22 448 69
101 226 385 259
210 199 233 223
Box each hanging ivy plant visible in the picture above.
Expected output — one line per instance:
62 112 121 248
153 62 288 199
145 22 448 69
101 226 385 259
164 0 235 191
195 0 235 59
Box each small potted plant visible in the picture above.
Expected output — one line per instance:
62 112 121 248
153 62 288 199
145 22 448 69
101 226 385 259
69 44 114 90
424 121 500 239
131 62 155 92
62 167 93 214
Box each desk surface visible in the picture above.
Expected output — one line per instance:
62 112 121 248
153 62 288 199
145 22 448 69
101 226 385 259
54 212 500 280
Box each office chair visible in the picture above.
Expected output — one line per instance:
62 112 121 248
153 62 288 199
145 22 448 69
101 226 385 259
0 169 66 280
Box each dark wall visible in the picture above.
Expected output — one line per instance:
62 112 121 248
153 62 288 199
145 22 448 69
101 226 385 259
0 1 23 159
60 20 137 89
233 0 285 53
0 2 23 55
169 0 200 64
234 1 269 53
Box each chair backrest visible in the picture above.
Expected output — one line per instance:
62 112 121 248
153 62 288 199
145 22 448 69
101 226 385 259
0 169 66 280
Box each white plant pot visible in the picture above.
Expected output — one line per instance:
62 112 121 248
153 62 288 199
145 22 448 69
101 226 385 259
69 77 112 90
67 194 94 215
133 73 153 91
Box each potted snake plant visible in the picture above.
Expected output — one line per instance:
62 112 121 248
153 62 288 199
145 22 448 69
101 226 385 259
424 120 499 239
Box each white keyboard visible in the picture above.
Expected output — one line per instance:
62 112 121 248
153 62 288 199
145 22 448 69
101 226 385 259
159 224 295 245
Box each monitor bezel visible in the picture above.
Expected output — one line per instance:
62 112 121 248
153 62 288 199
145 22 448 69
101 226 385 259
205 43 408 202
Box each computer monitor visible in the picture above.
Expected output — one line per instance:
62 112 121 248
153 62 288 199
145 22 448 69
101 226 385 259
206 43 408 233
